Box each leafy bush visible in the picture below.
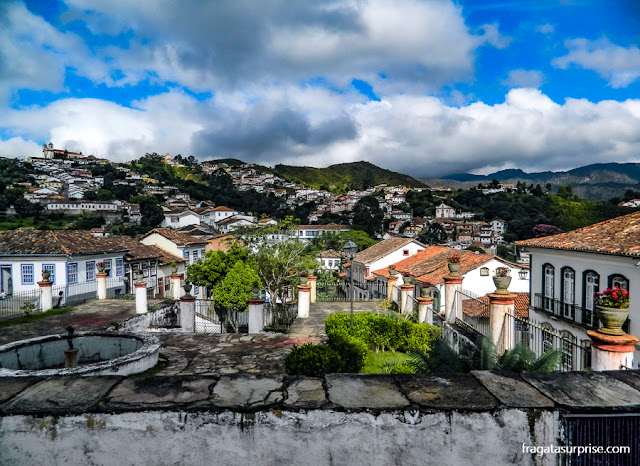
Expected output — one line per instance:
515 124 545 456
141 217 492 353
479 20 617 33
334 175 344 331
325 312 442 353
326 330 368 373
285 343 341 376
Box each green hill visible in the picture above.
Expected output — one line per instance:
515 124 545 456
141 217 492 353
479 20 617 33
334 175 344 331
273 161 426 191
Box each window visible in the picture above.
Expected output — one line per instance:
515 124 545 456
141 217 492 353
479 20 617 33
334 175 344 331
21 264 34 285
543 264 554 312
194 286 199 295
403 249 409 256
480 267 489 276
583 271 599 327
42 264 55 283
193 250 198 262
184 251 190 262
67 263 78 284
201 249 205 257
86 261 95 281
142 262 149 278
561 331 576 371
541 323 554 353
104 259 112 277
150 261 157 276
561 267 575 319
609 274 629 291
116 258 124 276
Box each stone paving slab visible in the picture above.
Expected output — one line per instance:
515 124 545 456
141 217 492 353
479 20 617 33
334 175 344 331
211 375 284 408
0 377 44 403
283 377 328 409
472 371 554 408
0 376 123 415
522 372 640 408
326 374 410 410
105 376 216 411
395 373 498 411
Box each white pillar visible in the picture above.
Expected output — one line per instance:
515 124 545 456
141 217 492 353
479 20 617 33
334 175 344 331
297 284 311 318
308 276 317 304
588 330 638 371
443 276 463 324
97 272 108 300
38 281 53 312
180 295 196 332
387 276 399 303
135 282 148 314
248 298 265 333
417 296 434 324
489 293 515 352
171 274 183 300
400 284 414 315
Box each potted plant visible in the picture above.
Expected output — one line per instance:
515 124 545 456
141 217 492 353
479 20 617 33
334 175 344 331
388 265 397 276
402 271 413 285
135 268 144 283
183 281 192 295
595 287 630 335
41 269 51 282
493 267 511 294
448 253 461 276
170 262 178 274
299 271 309 285
96 261 106 273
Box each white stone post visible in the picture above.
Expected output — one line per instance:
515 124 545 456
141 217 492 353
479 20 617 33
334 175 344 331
400 283 414 315
38 281 53 312
180 295 196 332
587 330 638 371
443 276 463 324
97 272 108 300
489 293 515 352
308 276 317 304
297 284 311 318
248 298 265 333
135 282 148 314
171 274 183 300
417 296 434 324
387 275 399 303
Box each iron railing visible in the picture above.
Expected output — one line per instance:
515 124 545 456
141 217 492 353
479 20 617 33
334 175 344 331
533 293 598 329
456 290 491 338
263 302 298 332
0 288 42 321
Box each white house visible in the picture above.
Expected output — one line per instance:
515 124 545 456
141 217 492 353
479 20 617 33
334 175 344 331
209 206 239 226
318 250 343 271
0 230 128 301
161 209 202 229
435 203 456 219
297 223 351 242
518 211 640 365
490 219 507 235
349 237 426 299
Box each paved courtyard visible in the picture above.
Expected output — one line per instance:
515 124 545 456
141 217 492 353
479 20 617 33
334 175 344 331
0 299 383 376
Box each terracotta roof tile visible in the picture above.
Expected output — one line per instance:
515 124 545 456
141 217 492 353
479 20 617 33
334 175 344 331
0 230 130 256
463 293 529 319
143 228 211 246
517 211 640 257
212 206 237 212
318 249 343 258
354 237 424 264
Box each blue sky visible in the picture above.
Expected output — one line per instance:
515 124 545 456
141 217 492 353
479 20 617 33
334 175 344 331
1 0 640 177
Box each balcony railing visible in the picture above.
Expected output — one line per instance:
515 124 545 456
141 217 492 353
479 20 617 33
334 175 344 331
533 293 598 329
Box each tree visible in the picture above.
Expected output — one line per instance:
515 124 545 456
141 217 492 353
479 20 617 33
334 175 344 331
71 213 105 230
532 224 563 238
352 195 384 236
418 222 447 245
213 260 261 310
465 245 485 254
14 198 43 217
254 239 317 305
187 242 249 293
313 230 376 252
139 196 164 229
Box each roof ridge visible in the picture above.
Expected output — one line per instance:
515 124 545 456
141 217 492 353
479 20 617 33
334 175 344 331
49 230 70 255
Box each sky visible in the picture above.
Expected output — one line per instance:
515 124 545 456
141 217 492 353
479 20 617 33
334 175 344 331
1 0 640 177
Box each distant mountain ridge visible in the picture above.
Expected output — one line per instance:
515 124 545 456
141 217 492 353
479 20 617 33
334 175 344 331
425 163 640 201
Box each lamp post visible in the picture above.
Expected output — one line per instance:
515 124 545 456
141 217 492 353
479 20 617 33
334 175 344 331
343 240 358 330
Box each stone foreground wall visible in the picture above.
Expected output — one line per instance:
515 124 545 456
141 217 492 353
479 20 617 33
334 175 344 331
2 371 640 465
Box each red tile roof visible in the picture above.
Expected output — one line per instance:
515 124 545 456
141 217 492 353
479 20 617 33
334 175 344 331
212 206 237 212
517 211 640 257
462 292 529 319
0 230 130 256
354 237 423 264
143 228 211 246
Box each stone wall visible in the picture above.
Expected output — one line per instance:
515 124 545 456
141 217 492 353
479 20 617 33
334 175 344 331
2 371 640 465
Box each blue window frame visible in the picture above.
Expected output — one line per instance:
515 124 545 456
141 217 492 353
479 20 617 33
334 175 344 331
193 250 198 262
194 285 199 295
86 261 95 281
116 258 124 276
42 264 55 284
184 251 190 263
21 264 34 285
67 263 78 284
104 259 112 277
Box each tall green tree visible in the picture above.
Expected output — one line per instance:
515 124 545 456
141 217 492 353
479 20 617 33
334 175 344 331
213 260 261 310
187 242 249 293
352 195 384 236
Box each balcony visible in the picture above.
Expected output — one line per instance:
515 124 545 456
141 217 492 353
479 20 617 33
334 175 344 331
532 293 598 329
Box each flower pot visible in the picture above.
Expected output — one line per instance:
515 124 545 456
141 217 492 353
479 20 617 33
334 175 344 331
97 267 105 273
596 305 630 336
420 288 430 298
299 276 309 285
41 270 51 281
447 263 461 276
493 276 512 295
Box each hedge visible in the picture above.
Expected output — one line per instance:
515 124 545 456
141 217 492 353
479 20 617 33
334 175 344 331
285 343 342 376
326 329 368 373
325 312 441 353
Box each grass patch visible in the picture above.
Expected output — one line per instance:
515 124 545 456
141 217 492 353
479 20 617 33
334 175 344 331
0 307 75 328
360 351 413 374
136 354 170 376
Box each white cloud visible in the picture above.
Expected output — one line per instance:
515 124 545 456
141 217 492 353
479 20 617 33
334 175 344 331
501 69 545 88
0 136 41 159
536 23 554 35
553 38 640 88
476 23 511 49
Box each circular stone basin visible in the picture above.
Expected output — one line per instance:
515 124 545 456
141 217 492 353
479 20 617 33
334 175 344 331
0 332 160 377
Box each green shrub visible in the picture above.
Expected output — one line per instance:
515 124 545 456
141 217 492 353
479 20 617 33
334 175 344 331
327 330 368 373
285 343 341 376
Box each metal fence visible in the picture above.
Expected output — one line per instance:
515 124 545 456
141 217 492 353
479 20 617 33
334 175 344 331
147 300 181 329
263 302 298 332
317 278 348 302
455 290 491 339
505 310 591 371
533 293 598 329
0 288 42 321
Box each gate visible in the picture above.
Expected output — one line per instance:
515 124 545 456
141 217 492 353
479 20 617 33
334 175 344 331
317 276 349 302
562 415 636 465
